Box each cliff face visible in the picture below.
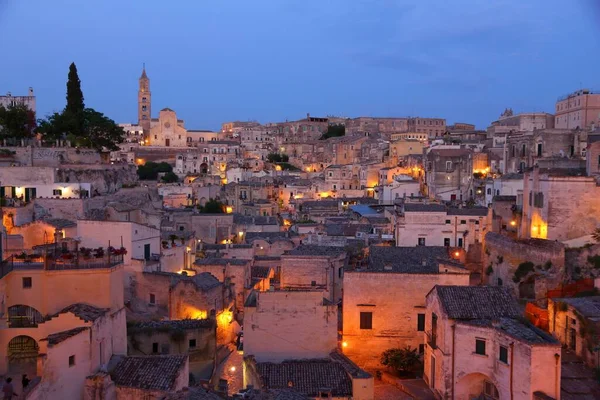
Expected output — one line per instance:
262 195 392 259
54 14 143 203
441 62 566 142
56 165 139 195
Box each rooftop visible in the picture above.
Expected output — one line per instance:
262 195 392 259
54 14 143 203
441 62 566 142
325 224 371 237
493 195 517 202
252 266 272 279
111 355 187 391
42 327 89 346
193 258 251 266
447 207 488 216
255 359 352 397
404 203 447 213
434 285 521 320
44 218 77 229
129 319 214 332
51 303 109 322
234 215 279 226
555 296 600 319
367 246 459 274
283 245 347 258
461 318 558 345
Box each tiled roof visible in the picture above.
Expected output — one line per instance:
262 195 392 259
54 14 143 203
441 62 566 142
461 318 558 345
283 245 346 258
301 200 339 209
246 232 291 243
160 387 225 399
256 359 353 397
434 285 521 320
42 327 88 346
404 203 447 213
493 195 517 202
194 258 251 266
51 303 109 322
325 224 371 237
555 297 600 318
44 218 77 229
363 216 390 225
111 355 187 391
189 272 222 290
130 319 214 333
234 215 279 225
447 207 488 216
367 246 459 274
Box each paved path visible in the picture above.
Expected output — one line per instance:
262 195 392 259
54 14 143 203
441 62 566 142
213 349 244 396
374 382 414 399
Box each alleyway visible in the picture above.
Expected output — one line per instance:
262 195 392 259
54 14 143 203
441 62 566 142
213 348 244 396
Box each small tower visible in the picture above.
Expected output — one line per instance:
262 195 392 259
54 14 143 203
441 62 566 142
138 65 151 132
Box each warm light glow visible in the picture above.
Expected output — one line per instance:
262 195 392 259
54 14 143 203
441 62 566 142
283 219 291 226
306 167 311 172
275 165 282 171
454 251 460 257
366 188 374 192
230 366 236 372
226 206 233 214
319 192 331 198
342 341 348 348
446 176 451 180
532 226 538 231
238 231 244 237
218 310 234 325
186 246 191 252
510 220 517 227
221 178 228 185
136 158 145 166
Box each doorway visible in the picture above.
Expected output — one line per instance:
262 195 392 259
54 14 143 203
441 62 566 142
144 243 151 260
165 138 170 147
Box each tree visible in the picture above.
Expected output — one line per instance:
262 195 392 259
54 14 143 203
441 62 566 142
65 62 85 129
380 347 421 376
137 161 173 180
0 104 36 141
592 228 600 243
320 124 345 140
82 108 124 151
161 171 179 183
198 199 225 214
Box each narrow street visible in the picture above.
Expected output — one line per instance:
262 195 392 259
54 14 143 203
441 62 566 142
213 348 244 396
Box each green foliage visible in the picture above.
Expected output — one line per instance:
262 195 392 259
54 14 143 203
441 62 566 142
320 124 345 140
161 171 179 183
267 153 289 163
587 255 600 269
513 261 534 282
278 162 299 171
380 347 421 375
197 199 225 214
0 103 36 140
137 162 173 180
486 264 494 276
66 62 85 116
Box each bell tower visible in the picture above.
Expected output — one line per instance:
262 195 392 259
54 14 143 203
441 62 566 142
138 65 151 132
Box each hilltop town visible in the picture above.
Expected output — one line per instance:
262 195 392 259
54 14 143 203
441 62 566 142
1 64 600 399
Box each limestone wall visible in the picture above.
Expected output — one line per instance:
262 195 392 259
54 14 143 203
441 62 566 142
3 146 102 166
56 164 138 195
34 198 87 221
484 232 565 301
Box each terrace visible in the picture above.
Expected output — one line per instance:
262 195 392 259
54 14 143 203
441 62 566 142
0 246 124 279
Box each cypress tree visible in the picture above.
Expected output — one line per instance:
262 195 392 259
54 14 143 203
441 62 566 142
66 62 85 115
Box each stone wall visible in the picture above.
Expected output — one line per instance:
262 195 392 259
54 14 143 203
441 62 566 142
565 243 600 281
3 146 102 166
484 232 565 302
0 166 56 185
56 164 138 195
33 198 87 221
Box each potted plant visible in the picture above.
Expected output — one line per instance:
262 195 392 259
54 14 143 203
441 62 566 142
162 240 169 249
169 234 178 246
94 247 104 258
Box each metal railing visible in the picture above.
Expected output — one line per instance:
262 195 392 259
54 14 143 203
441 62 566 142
426 331 437 349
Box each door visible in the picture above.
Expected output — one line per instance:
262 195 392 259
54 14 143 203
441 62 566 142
569 328 577 351
165 138 170 147
450 194 456 201
430 356 436 389
144 244 151 261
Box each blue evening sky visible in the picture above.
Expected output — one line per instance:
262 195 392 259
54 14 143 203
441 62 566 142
1 0 599 130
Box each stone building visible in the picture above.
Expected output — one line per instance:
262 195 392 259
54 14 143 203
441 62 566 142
521 166 600 241
138 67 151 131
345 117 409 136
548 297 600 371
0 87 36 113
273 114 329 144
174 141 241 177
396 203 491 250
407 117 446 138
0 252 127 398
243 352 374 400
342 246 469 368
586 132 600 176
424 286 561 400
243 290 337 362
487 111 554 136
148 108 188 147
280 245 347 303
424 147 473 201
555 89 600 130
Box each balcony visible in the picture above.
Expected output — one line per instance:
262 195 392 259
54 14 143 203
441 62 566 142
425 330 437 349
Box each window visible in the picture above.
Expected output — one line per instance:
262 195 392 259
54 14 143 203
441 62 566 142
497 278 503 286
418 238 426 246
22 277 32 289
149 293 156 305
499 345 508 363
475 339 486 355
446 161 452 171
444 238 450 247
338 268 343 279
311 280 316 286
419 344 425 354
52 189 62 196
458 238 463 247
69 355 76 367
152 343 159 353
445 219 451 224
417 314 425 331
537 143 542 157
484 381 499 399
460 220 466 224
487 188 491 195
360 312 373 330
189 339 197 349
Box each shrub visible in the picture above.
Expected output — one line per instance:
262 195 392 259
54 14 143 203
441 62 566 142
486 265 494 276
587 255 600 269
513 261 534 282
380 347 421 375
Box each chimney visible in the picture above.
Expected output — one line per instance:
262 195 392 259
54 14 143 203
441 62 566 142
28 87 34 96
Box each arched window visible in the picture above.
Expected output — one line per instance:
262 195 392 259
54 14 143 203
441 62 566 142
8 305 43 328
